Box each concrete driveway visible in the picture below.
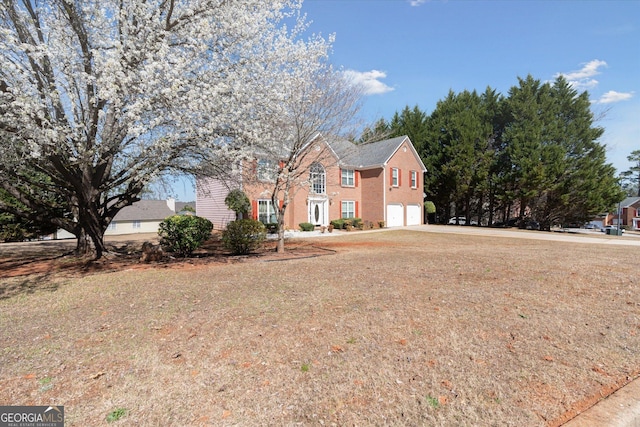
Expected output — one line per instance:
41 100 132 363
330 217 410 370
406 224 640 247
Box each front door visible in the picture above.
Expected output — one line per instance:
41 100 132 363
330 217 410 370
308 199 328 226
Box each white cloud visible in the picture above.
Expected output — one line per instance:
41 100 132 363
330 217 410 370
343 69 394 95
409 0 427 6
597 90 634 104
556 59 608 91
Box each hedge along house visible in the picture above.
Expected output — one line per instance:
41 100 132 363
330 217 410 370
196 135 427 230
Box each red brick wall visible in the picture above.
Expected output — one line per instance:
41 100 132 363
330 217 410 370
360 168 384 224
384 140 424 224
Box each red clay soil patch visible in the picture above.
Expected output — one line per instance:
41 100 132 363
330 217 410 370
0 237 334 280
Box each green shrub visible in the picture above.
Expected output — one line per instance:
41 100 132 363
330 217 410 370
351 218 362 229
299 222 314 231
222 219 266 255
424 201 436 214
158 215 213 257
224 189 251 219
330 219 345 230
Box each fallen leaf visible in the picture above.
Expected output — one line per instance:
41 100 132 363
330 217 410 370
331 345 344 353
543 355 554 362
222 410 231 419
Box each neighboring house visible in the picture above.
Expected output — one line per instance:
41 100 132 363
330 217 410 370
55 198 193 239
196 135 427 230
105 198 194 235
605 197 640 230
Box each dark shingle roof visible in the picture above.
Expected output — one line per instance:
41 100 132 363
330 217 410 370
328 135 426 171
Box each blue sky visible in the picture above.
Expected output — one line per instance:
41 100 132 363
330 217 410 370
174 0 639 201
302 0 639 168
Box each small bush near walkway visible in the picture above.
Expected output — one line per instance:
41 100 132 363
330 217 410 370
299 222 314 231
222 219 266 255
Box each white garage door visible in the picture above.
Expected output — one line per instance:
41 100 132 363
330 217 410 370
386 204 404 227
406 204 421 226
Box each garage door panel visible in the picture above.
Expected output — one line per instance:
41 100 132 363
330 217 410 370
386 204 403 227
406 204 421 226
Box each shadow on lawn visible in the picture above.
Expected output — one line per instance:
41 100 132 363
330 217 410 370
0 272 60 300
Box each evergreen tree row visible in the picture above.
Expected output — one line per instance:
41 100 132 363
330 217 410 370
369 75 624 230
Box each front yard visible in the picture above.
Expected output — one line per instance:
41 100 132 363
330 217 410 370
1 230 638 426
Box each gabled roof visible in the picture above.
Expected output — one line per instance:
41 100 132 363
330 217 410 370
112 200 176 221
327 135 427 172
621 196 640 208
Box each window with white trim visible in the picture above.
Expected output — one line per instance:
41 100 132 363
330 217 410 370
391 168 399 187
410 170 417 189
132 220 141 229
258 199 276 224
310 163 326 195
341 201 355 219
341 169 354 187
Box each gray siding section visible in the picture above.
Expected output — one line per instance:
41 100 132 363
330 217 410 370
196 177 236 230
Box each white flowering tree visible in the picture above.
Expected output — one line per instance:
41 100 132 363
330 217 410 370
0 0 331 258
252 67 363 253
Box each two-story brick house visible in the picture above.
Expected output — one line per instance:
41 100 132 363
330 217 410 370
196 135 427 230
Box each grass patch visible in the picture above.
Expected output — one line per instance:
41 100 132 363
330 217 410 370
106 408 127 423
426 395 440 409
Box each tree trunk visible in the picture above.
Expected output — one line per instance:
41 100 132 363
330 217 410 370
276 208 286 254
74 206 108 259
75 227 106 259
487 181 495 226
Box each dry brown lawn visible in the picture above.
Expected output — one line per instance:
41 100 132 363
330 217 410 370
0 229 639 426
